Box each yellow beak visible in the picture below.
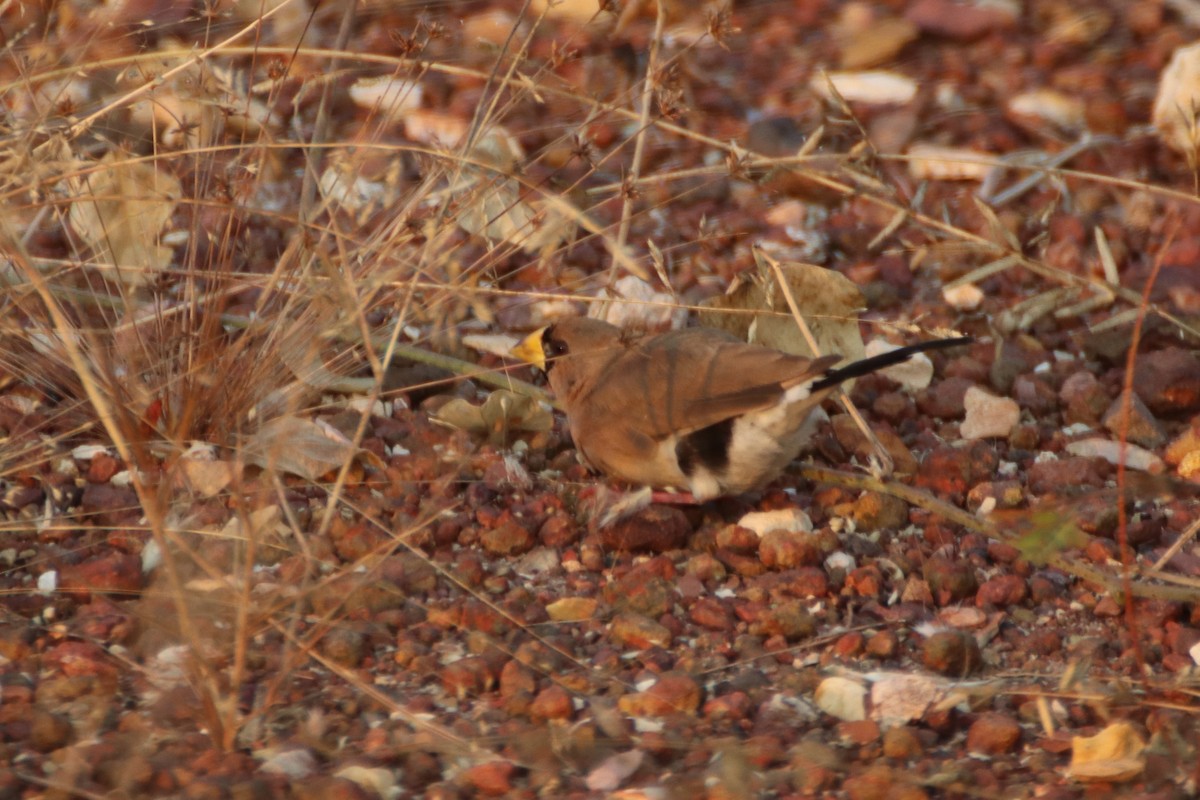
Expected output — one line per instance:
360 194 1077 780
510 328 547 371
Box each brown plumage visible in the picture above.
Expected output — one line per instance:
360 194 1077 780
512 317 970 500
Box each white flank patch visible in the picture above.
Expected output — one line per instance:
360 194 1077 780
687 468 723 502
783 380 814 404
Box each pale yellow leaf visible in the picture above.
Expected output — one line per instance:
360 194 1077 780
243 416 358 480
68 152 180 286
1067 722 1146 782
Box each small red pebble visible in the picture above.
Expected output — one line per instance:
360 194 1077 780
462 760 517 797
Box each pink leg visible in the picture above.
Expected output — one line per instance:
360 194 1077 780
576 483 710 528
650 490 702 505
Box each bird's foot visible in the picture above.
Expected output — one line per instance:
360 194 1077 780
582 486 706 529
581 485 656 529
649 490 702 505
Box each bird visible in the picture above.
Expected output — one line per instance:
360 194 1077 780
511 317 971 501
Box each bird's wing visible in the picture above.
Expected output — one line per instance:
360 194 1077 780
580 328 840 440
680 355 841 425
569 387 687 487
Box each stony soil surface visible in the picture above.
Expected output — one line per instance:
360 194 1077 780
1 0 1199 798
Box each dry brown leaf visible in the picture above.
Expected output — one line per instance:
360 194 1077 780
119 45 278 148
593 275 687 332
431 389 552 445
464 9 525 45
462 333 522 359
1067 722 1146 782
837 17 919 70
456 178 537 244
348 76 423 124
177 457 238 498
243 416 361 480
870 673 943 728
67 152 180 286
404 110 471 148
451 129 576 254
123 45 222 149
698 260 865 363
455 176 575 254
208 62 280 136
1154 41 1200 156
470 128 526 171
0 137 79 258
0 134 78 199
277 326 375 394
130 89 221 150
231 0 318 46
530 0 612 24
585 750 644 792
220 505 284 541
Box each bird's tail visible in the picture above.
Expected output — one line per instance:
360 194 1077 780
811 337 973 391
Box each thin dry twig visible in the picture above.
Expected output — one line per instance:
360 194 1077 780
758 247 896 476
612 0 668 284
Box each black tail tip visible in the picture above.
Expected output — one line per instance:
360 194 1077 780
812 335 974 390
919 335 974 351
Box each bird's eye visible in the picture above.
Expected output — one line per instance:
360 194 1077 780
545 337 568 359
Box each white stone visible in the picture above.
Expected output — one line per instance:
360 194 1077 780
259 749 317 780
1008 89 1085 131
908 144 994 181
812 70 917 105
37 570 57 595
71 444 109 460
1065 438 1165 473
814 676 867 721
736 508 813 537
942 283 984 310
961 386 1020 439
866 339 933 391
